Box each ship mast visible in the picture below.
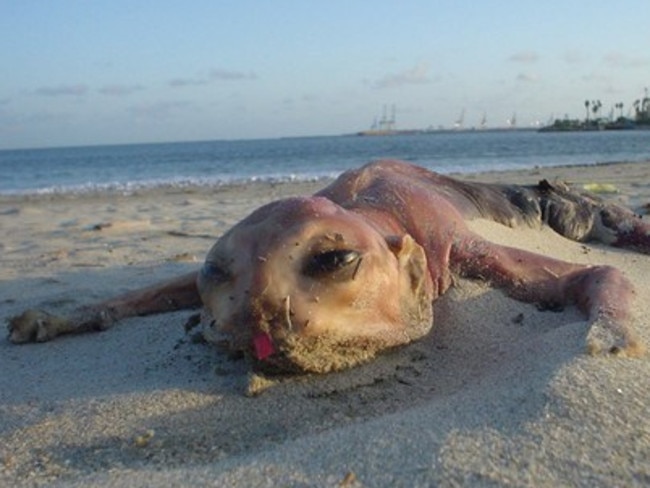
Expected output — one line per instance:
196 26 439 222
454 108 465 129
507 112 517 129
388 104 396 131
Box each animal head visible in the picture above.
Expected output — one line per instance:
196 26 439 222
197 196 433 374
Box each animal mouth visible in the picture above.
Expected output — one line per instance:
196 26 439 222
209 294 394 375
212 325 393 375
250 333 393 375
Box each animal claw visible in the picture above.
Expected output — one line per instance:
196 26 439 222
7 310 69 344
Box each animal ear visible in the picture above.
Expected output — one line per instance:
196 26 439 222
385 235 434 341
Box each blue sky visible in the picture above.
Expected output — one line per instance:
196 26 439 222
1 1 649 149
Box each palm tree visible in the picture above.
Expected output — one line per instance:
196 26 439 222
591 100 602 119
584 100 590 122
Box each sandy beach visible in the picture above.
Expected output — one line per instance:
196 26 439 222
1 161 649 487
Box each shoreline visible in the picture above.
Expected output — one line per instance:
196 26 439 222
1 159 649 486
1 158 649 204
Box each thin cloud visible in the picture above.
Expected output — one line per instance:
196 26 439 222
374 63 435 89
563 49 585 64
280 93 319 108
582 72 613 84
168 78 206 88
604 84 623 95
209 69 258 81
35 84 88 96
603 51 649 68
98 84 145 96
301 93 319 103
169 69 257 88
508 51 539 63
516 72 539 83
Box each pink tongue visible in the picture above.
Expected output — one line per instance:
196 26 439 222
253 332 275 360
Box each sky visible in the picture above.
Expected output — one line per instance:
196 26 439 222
1 1 649 149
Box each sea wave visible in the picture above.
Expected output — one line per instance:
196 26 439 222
0 172 341 197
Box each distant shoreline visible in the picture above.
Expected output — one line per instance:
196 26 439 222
5 123 648 153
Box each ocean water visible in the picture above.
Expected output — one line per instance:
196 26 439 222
1 130 649 195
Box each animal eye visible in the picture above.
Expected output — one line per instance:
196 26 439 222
303 250 360 277
201 262 231 284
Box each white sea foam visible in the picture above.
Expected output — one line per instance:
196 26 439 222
1 172 340 197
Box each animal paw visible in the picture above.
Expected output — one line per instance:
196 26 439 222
585 317 646 358
7 310 70 343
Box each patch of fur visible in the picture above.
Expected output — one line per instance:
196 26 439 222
272 334 394 374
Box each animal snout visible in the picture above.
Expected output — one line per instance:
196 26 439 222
215 295 296 362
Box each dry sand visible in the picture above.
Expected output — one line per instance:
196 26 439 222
1 161 649 487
